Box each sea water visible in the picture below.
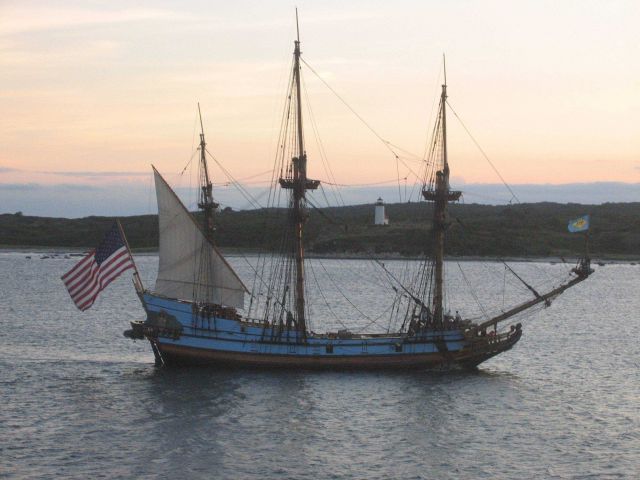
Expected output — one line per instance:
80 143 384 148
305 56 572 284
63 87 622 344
1 252 638 479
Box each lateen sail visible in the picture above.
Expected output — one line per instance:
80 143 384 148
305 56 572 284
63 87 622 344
152 167 247 308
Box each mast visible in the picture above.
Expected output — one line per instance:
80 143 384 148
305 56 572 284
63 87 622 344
423 57 461 325
294 11 304 158
197 103 218 242
442 55 448 174
279 11 320 338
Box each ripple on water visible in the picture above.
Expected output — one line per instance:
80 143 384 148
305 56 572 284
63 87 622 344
1 254 639 479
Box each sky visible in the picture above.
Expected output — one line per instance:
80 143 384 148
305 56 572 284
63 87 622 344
1 0 639 217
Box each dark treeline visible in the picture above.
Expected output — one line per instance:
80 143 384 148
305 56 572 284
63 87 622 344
1 202 639 258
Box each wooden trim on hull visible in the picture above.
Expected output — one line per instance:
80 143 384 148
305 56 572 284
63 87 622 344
153 330 521 370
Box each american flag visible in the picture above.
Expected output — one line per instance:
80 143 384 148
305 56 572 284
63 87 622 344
61 222 135 311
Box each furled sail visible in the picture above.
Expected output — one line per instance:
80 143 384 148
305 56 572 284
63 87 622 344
152 167 247 308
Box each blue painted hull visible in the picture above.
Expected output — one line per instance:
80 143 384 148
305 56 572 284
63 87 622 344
137 293 522 369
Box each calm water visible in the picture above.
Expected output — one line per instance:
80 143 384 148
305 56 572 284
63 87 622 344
1 252 638 479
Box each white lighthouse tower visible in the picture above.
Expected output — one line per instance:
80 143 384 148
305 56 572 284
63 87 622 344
374 197 389 225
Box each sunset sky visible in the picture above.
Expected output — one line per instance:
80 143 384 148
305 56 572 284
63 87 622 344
1 0 638 216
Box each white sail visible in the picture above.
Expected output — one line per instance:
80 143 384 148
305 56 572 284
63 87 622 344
152 167 247 308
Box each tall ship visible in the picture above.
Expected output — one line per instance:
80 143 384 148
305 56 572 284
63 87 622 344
125 21 592 369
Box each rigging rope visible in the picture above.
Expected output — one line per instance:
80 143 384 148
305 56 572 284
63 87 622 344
301 71 344 207
446 101 521 204
320 178 407 187
306 197 346 228
204 147 263 210
456 262 491 321
315 259 381 326
307 259 350 331
355 302 397 334
300 58 423 184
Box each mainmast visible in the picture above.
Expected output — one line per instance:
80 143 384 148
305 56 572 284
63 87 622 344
279 12 320 338
423 59 461 325
197 103 218 242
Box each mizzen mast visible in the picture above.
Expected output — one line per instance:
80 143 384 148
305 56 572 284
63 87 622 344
422 57 461 325
197 103 218 242
278 11 320 338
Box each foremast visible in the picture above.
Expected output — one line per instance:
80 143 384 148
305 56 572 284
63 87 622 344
422 65 461 325
278 14 320 339
192 104 228 305
197 103 219 242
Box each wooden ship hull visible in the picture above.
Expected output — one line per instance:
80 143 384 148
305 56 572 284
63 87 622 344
126 293 523 370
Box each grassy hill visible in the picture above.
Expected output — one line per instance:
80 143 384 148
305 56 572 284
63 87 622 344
2 201 639 258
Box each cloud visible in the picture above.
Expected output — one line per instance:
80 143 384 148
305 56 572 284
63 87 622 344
1 180 640 218
44 170 149 178
0 39 122 67
0 182 146 217
457 182 640 205
0 7 196 36
0 182 38 191
0 182 98 192
0 4 384 37
0 166 148 179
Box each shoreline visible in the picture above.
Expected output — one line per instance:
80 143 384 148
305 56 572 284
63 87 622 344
2 246 638 264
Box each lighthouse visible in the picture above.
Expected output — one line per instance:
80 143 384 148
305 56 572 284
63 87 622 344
374 197 389 225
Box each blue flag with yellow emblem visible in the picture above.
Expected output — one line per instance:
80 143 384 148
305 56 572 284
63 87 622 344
568 215 590 233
